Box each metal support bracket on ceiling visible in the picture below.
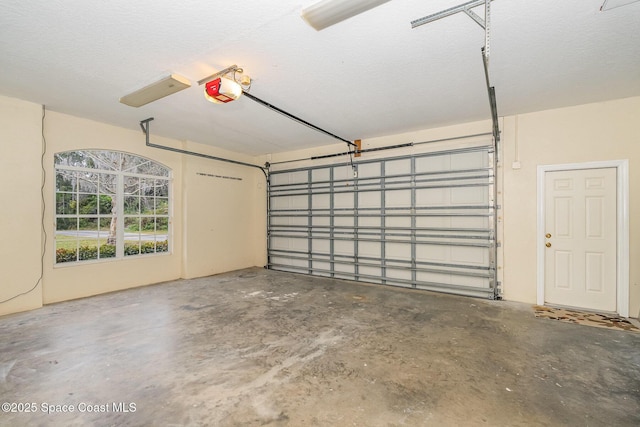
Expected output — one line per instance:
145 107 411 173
411 0 493 62
197 65 243 86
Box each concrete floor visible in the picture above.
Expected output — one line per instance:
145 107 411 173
1 268 639 427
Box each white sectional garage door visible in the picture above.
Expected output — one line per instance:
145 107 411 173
267 145 498 299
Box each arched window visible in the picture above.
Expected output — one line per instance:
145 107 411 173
55 150 171 264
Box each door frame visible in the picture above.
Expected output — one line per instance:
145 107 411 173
536 160 629 317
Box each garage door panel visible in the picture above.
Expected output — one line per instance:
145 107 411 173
335 263 355 274
359 241 381 258
359 266 382 282
312 216 330 227
268 145 496 299
451 186 487 204
359 191 381 208
334 193 354 209
386 242 411 260
454 275 490 288
357 163 381 178
449 216 489 228
450 246 489 266
416 244 449 262
359 217 381 227
270 216 307 227
385 189 411 207
385 216 411 228
415 155 450 173
335 217 354 227
312 168 330 181
272 236 307 252
312 261 332 277
416 271 455 285
312 239 330 253
334 240 354 256
385 159 411 174
312 193 330 208
386 267 412 281
416 187 448 205
415 216 451 228
451 151 487 169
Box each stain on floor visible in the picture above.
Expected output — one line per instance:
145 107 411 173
534 305 640 333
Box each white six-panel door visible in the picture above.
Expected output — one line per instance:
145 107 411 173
543 168 617 312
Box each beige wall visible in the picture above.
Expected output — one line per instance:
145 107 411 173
181 141 267 279
0 96 44 315
0 95 266 316
501 96 640 317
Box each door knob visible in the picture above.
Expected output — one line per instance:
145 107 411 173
546 242 551 248
545 233 552 238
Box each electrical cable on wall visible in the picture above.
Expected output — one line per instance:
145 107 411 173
0 105 47 305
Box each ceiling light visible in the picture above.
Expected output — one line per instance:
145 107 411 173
301 0 391 31
120 74 191 107
198 65 252 105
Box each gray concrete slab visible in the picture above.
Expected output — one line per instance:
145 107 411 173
1 268 638 426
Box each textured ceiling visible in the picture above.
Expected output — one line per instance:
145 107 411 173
1 0 639 155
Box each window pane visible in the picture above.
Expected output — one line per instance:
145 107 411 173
124 196 139 214
140 197 154 215
56 193 77 215
79 242 98 261
125 217 140 233
77 172 98 194
155 198 169 215
99 195 114 215
99 243 116 259
155 179 169 197
98 173 117 195
140 217 155 232
78 194 97 215
152 218 169 254
141 179 155 197
56 170 76 192
124 176 139 195
140 240 156 254
156 240 169 253
56 239 78 263
156 217 168 232
125 242 140 256
90 151 121 171
56 217 77 231
99 217 111 232
83 217 98 230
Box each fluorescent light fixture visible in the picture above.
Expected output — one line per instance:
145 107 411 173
120 74 191 107
301 0 391 31
601 0 640 10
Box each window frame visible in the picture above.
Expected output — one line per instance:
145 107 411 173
54 150 172 265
